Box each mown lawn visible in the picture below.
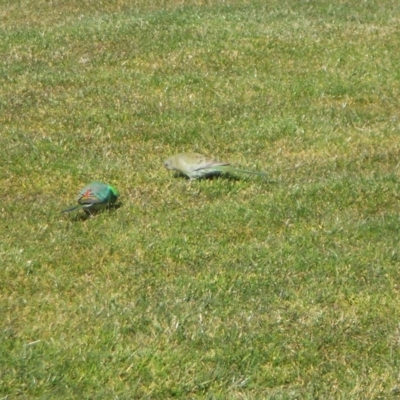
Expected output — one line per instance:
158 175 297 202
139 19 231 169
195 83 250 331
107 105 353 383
1 0 400 398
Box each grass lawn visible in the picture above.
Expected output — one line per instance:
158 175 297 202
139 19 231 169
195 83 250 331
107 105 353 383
1 0 400 398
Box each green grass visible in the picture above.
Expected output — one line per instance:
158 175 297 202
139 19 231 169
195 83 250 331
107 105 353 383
1 0 400 398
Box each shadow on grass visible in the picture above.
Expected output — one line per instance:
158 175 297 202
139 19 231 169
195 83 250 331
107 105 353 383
65 202 123 221
173 172 277 183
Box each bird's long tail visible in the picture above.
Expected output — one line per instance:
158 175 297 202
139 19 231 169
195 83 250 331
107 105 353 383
61 204 85 213
216 166 267 177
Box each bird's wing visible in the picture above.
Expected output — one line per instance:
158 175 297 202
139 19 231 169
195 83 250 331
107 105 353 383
184 153 230 171
78 184 109 204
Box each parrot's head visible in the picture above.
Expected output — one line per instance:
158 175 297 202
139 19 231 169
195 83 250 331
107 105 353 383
109 185 119 198
164 157 174 171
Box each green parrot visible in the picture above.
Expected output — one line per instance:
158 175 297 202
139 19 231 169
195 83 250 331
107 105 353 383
62 181 119 213
164 152 267 180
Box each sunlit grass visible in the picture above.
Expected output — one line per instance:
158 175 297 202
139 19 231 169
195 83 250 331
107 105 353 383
1 0 400 398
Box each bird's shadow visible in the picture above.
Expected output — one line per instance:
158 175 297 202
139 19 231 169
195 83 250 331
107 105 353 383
174 172 241 182
173 172 278 183
70 202 123 221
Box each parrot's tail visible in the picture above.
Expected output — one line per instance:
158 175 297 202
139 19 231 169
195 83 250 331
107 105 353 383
218 166 267 177
235 169 267 176
61 204 84 213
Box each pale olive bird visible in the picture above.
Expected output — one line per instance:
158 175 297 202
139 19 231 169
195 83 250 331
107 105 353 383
164 152 267 180
62 181 119 213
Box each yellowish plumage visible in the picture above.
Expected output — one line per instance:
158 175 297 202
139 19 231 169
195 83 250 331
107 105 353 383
164 152 266 179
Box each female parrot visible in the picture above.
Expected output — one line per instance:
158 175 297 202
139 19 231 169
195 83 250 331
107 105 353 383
164 152 267 180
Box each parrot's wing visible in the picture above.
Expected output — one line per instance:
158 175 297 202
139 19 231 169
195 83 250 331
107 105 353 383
78 186 109 205
186 153 230 171
196 160 230 171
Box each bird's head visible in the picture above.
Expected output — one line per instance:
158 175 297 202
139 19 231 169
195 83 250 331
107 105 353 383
164 158 174 170
109 185 119 198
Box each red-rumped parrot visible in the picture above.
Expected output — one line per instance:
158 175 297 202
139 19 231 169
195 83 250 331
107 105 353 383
164 152 266 180
62 181 119 213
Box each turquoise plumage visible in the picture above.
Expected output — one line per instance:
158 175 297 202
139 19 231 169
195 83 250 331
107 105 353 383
62 181 119 213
